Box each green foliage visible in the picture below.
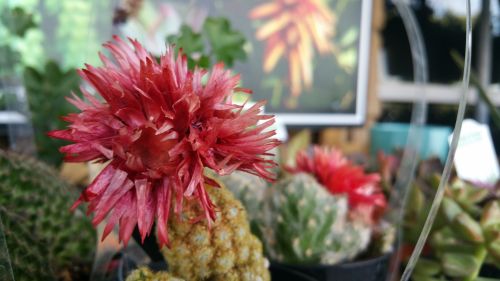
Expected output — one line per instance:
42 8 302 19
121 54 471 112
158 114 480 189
23 60 81 166
0 4 45 73
0 45 21 78
0 6 37 77
54 0 101 69
0 150 95 281
1 7 36 37
167 17 246 69
203 17 247 67
406 175 500 281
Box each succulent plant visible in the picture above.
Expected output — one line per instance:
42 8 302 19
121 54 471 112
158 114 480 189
257 173 371 265
0 150 96 281
126 267 185 281
160 185 270 281
23 60 80 166
406 175 500 281
167 17 247 69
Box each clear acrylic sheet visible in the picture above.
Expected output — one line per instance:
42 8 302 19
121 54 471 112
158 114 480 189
399 0 472 279
0 0 475 280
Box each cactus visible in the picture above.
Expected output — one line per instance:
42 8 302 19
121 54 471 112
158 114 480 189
257 173 371 265
406 175 500 281
0 150 95 281
126 267 185 281
160 185 270 281
218 171 268 223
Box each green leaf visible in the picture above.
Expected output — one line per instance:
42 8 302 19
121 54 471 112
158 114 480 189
168 25 205 56
0 45 21 76
203 17 247 67
481 201 500 228
414 258 441 276
196 55 211 69
487 234 500 263
411 274 443 281
440 197 463 222
339 27 358 47
452 212 485 243
441 253 480 278
407 184 425 219
1 7 36 37
44 61 64 84
23 60 81 166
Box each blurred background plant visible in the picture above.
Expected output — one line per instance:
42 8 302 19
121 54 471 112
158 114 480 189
372 150 500 281
167 16 247 69
0 150 96 281
220 131 395 267
0 1 113 166
0 4 44 76
23 61 80 166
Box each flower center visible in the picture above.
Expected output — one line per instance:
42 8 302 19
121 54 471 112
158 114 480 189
129 127 177 171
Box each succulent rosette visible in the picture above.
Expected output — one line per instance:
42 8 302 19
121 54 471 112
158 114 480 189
288 146 387 224
49 36 280 247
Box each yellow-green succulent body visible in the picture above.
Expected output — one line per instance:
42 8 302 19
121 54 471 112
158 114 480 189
161 186 270 281
126 267 184 281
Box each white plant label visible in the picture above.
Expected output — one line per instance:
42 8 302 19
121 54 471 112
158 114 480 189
450 119 499 185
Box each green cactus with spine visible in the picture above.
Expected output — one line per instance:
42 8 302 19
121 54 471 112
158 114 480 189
160 184 270 281
257 173 371 265
406 175 500 281
0 150 96 281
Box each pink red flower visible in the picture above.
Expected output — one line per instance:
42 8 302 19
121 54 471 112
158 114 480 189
49 36 279 247
289 146 387 224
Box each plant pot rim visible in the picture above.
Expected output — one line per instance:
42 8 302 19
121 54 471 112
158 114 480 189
271 252 392 270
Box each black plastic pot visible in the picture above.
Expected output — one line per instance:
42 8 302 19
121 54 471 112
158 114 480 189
480 264 500 279
131 225 164 262
270 254 392 281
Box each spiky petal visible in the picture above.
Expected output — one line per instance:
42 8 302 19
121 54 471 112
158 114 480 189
288 146 387 224
49 36 280 247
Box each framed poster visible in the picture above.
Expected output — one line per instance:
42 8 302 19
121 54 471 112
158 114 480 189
117 0 372 126
217 0 373 126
